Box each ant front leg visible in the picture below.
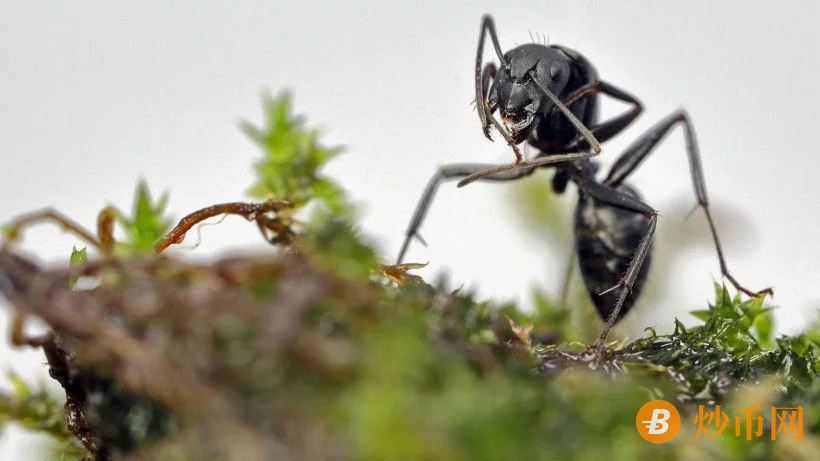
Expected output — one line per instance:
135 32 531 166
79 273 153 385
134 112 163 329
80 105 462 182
475 15 509 141
480 63 497 107
603 109 772 299
397 163 538 264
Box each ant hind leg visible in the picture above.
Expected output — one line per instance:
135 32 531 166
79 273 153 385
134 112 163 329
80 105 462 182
603 109 772 299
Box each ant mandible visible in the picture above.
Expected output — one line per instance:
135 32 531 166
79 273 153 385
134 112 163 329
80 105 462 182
397 14 772 354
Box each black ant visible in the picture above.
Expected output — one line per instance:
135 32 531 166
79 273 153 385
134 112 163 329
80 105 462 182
397 15 772 355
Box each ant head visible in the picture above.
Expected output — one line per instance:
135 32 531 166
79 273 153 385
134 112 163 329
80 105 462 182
487 44 571 144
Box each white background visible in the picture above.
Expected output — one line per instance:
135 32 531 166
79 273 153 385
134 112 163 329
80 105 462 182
1 1 818 456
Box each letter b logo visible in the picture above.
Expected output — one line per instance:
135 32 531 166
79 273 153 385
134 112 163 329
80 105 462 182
645 409 670 434
636 400 680 443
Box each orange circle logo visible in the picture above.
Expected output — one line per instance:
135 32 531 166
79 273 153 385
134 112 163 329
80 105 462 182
636 400 681 443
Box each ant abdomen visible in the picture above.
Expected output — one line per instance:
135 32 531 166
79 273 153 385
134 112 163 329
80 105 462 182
574 184 652 321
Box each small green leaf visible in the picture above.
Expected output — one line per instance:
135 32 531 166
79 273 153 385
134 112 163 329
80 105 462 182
0 372 88 457
7 372 31 398
68 246 87 288
114 180 172 256
243 91 347 214
689 309 709 322
69 246 87 266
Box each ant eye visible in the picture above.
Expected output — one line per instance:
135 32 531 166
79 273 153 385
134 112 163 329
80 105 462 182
549 62 562 79
488 88 498 107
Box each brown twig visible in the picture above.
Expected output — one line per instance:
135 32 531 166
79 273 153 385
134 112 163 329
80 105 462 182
153 199 292 254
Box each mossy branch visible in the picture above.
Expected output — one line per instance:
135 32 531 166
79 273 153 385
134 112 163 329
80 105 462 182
0 92 816 461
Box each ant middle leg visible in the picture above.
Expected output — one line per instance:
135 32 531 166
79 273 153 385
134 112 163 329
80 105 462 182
397 163 539 264
602 109 772 299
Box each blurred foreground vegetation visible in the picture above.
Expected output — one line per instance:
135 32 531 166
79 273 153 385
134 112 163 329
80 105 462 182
0 93 817 460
